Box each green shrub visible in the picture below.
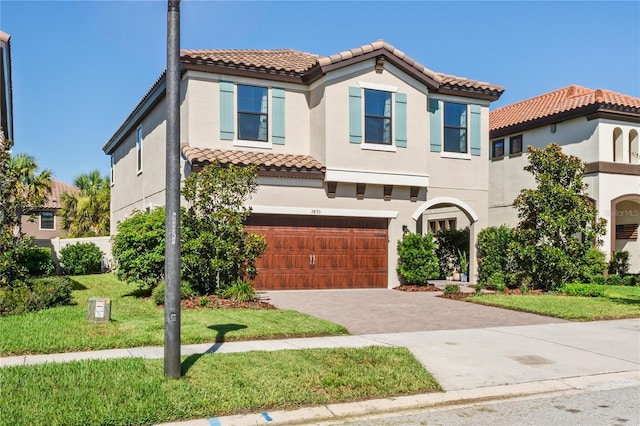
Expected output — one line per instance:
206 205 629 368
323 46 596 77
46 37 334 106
591 275 606 285
151 280 197 306
559 283 605 297
622 275 637 287
222 279 256 302
485 272 506 290
396 233 440 285
607 274 623 286
443 284 460 295
476 226 516 285
18 246 55 277
60 242 104 275
112 207 167 288
608 251 630 276
434 227 469 278
0 276 73 316
578 248 607 282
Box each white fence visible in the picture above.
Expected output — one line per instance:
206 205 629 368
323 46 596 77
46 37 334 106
36 236 113 273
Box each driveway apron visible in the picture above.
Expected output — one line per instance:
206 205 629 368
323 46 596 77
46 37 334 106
261 289 567 335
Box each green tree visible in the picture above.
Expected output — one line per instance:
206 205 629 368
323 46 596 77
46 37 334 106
60 170 110 237
397 233 440 285
434 227 469 278
0 144 51 287
181 162 267 294
510 144 606 291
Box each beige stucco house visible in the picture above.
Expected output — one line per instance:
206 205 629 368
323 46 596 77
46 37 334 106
489 85 640 273
104 40 504 289
22 180 79 240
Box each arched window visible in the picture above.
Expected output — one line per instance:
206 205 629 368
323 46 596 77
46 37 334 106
613 128 624 162
629 129 639 164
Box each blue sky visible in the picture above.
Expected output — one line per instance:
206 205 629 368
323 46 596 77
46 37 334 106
1 0 639 184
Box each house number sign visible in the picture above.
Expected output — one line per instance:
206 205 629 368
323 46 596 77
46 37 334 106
310 209 322 215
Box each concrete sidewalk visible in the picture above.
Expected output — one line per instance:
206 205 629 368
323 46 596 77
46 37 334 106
2 319 639 425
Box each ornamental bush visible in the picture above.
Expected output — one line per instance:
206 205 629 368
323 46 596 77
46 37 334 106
476 225 516 285
18 246 55 277
396 233 440 285
434 227 469 278
608 251 630 276
0 276 73 316
559 283 605 297
60 242 104 275
111 207 168 288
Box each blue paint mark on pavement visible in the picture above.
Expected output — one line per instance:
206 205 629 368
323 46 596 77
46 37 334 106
208 417 221 426
261 412 273 422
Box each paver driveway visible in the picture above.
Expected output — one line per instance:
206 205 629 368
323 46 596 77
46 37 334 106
262 289 567 334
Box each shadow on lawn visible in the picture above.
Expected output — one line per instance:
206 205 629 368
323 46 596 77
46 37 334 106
181 323 247 374
122 287 153 298
68 278 87 291
608 297 640 306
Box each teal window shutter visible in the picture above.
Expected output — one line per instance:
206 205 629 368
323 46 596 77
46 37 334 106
272 88 285 145
349 86 362 143
395 92 407 148
429 98 442 152
219 81 234 140
470 104 481 156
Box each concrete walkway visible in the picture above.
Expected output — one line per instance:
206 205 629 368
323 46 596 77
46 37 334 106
2 319 639 425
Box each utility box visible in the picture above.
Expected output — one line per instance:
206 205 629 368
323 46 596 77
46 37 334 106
87 297 111 323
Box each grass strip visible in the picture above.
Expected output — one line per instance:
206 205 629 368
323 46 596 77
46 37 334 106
0 346 440 426
0 274 348 356
467 285 640 320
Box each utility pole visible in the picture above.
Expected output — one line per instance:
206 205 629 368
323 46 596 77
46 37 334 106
164 0 181 379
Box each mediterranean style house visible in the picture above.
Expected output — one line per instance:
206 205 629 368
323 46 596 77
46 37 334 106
104 40 504 289
489 85 640 273
22 180 79 240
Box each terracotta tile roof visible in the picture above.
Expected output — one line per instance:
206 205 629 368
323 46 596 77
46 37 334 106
182 40 504 96
181 49 319 74
40 180 80 210
181 145 325 177
490 85 640 132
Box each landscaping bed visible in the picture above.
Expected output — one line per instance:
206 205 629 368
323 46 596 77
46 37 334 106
181 294 276 310
394 284 440 292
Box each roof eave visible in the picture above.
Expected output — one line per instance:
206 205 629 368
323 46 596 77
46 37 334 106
489 104 640 139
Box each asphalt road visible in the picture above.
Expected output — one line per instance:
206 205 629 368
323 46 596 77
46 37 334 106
338 383 640 426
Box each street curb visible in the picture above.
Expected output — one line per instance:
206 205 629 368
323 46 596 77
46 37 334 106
156 371 640 426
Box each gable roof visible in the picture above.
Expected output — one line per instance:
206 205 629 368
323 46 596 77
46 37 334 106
181 40 504 99
181 145 325 179
490 85 640 137
27 180 80 211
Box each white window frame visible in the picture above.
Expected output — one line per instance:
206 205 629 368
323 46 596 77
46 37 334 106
358 82 399 152
39 211 55 231
136 127 143 175
110 155 115 186
234 84 273 149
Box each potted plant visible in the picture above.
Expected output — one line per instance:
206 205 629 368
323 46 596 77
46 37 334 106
458 249 469 282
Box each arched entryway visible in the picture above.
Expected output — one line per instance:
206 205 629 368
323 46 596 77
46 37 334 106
610 194 640 273
412 197 480 282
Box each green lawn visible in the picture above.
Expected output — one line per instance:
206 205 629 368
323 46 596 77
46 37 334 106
0 274 348 356
467 285 640 320
0 346 441 426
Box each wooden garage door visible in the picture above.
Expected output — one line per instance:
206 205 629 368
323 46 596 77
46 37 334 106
245 215 388 290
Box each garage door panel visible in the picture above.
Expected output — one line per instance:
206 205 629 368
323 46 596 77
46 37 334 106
246 215 388 290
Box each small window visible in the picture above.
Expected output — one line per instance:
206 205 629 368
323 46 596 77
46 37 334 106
110 156 115 186
492 139 505 158
237 85 268 141
364 89 392 145
427 218 457 233
616 224 638 240
444 102 468 153
510 135 523 155
136 127 143 174
40 212 54 230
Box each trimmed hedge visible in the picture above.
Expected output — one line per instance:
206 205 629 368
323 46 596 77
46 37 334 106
60 242 104 275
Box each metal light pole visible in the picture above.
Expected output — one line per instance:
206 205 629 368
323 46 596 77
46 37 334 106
164 0 181 378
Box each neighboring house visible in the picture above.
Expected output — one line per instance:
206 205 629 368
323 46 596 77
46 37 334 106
0 30 13 145
489 85 640 273
22 180 80 239
104 40 504 289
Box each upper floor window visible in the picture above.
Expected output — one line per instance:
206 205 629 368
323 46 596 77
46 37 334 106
110 156 115 186
364 89 392 145
136 127 143 174
492 139 504 159
443 102 467 153
40 211 54 230
510 135 523 155
237 85 268 142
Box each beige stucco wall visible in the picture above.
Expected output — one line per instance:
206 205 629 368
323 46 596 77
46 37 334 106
109 60 495 287
21 211 66 239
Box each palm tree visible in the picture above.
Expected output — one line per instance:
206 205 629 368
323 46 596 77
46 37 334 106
7 153 52 240
60 170 110 237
